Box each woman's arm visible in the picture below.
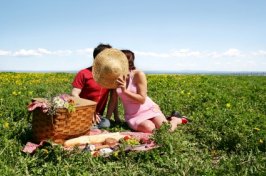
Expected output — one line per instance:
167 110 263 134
117 70 147 104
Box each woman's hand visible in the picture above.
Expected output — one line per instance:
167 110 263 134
116 71 147 104
116 75 127 92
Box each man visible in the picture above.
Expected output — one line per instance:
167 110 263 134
71 43 116 128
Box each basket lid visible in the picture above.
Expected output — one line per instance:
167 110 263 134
32 97 97 107
73 97 97 107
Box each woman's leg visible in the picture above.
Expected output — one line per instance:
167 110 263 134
136 119 156 133
136 115 185 133
151 115 183 132
150 115 168 129
168 117 182 132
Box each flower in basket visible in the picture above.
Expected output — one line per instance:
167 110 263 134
28 94 76 115
52 94 75 109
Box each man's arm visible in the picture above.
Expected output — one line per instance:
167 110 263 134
71 87 101 124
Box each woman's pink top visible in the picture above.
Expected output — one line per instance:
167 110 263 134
116 71 163 130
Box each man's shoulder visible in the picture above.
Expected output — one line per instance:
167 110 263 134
77 67 92 75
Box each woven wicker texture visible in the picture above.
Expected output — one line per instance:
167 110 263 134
32 97 96 143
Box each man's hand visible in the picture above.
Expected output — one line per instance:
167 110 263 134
93 113 102 124
71 88 81 97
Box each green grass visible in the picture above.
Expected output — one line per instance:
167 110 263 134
0 73 265 175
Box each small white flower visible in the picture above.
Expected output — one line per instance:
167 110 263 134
53 97 65 108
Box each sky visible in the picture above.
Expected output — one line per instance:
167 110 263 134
0 0 266 72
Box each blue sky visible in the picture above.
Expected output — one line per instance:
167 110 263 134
0 0 266 72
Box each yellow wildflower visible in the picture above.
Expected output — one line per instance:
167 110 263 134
259 139 263 144
113 151 119 157
41 149 49 154
226 103 231 108
254 127 260 131
3 122 9 129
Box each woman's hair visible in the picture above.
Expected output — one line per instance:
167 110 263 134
121 49 136 70
93 43 112 59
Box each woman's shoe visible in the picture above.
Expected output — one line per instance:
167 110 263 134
170 110 190 124
171 111 182 118
166 111 181 120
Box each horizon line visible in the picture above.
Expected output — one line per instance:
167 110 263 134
1 70 266 74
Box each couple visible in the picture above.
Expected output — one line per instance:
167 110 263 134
71 43 188 133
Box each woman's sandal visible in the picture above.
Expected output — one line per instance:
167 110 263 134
167 111 190 124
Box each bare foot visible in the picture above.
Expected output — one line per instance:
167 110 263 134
169 117 182 132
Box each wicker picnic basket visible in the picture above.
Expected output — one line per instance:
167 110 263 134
31 97 97 143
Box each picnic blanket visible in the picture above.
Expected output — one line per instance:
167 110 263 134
22 129 157 155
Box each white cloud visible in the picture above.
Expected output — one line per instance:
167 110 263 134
1 47 265 72
54 50 73 56
37 48 52 55
13 49 42 57
223 48 242 57
207 52 222 58
76 48 93 55
207 49 243 58
252 50 266 56
136 48 247 58
171 49 202 57
1 48 265 60
135 51 170 58
0 50 11 56
12 48 72 57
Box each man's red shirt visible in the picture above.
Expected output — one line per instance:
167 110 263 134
72 67 109 115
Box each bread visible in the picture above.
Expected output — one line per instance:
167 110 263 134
64 132 125 147
104 137 118 146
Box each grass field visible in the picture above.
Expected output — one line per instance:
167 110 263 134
0 72 265 175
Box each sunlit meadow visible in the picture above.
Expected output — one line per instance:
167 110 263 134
0 72 265 175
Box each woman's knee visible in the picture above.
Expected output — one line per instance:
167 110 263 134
137 120 156 133
151 116 167 128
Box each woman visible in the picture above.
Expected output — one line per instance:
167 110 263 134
107 50 188 133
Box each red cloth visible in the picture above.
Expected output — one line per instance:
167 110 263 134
72 67 109 115
22 142 42 154
120 131 152 141
22 130 157 154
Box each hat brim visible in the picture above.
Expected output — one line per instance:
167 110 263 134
92 48 129 89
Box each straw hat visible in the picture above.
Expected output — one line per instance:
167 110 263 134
92 48 129 89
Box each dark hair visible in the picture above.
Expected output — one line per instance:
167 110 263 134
121 49 136 70
93 43 112 59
